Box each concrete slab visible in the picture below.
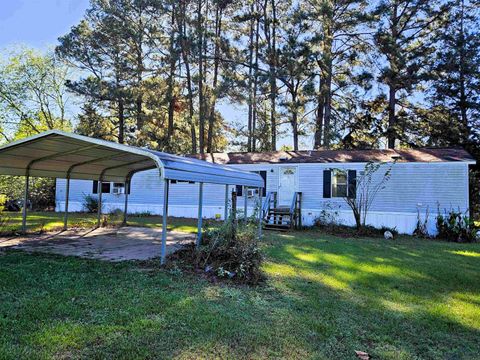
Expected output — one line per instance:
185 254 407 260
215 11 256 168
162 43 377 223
0 227 194 261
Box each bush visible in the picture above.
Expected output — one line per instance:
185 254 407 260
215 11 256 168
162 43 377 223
436 209 478 243
83 194 99 213
0 195 9 233
0 195 6 212
195 218 264 285
413 207 431 238
0 176 55 210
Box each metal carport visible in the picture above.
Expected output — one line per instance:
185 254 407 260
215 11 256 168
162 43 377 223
0 130 264 264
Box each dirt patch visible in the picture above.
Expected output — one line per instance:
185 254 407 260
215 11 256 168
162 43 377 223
0 226 194 262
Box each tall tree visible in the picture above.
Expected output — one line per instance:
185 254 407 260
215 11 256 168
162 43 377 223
308 0 370 149
0 48 72 142
374 0 440 148
429 0 480 146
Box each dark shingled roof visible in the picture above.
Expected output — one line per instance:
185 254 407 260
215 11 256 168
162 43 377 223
188 148 475 165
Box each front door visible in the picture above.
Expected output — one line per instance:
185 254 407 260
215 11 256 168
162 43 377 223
278 166 298 206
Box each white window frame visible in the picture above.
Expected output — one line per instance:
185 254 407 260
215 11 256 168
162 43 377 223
331 169 348 198
112 182 125 195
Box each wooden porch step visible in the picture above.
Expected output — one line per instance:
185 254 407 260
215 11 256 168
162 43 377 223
263 223 291 231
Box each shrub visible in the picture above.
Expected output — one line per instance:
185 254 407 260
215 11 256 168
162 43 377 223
82 194 99 213
0 194 6 213
436 209 478 243
0 195 9 233
195 218 264 285
413 207 431 238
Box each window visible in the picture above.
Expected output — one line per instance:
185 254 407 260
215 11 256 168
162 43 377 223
112 183 125 194
323 169 356 198
170 180 195 184
92 181 111 194
236 171 267 197
331 169 348 197
253 170 267 196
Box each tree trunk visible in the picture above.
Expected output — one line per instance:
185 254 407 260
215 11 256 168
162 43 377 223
263 0 277 151
197 0 205 154
322 20 333 149
314 76 324 149
387 84 396 149
247 2 255 152
207 5 222 153
176 1 197 153
270 0 277 151
118 99 125 144
323 69 333 149
387 2 398 149
252 3 260 152
458 0 469 142
292 93 299 150
166 5 177 145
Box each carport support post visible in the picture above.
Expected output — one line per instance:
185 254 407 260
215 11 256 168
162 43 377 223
97 180 103 227
160 179 169 265
257 187 263 238
122 179 129 225
21 171 30 234
196 182 204 247
224 185 229 222
244 186 248 221
63 176 70 230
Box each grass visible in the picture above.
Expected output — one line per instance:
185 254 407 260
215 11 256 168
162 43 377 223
0 213 479 359
1 211 199 234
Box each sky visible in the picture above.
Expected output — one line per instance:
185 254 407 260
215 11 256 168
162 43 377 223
0 0 295 150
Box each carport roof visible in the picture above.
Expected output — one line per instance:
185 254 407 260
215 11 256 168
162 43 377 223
0 130 264 187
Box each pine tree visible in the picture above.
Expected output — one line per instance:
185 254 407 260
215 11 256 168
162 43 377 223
374 0 440 148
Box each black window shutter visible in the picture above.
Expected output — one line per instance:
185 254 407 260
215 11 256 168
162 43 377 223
348 170 357 199
235 185 243 197
92 180 98 194
323 170 331 198
260 171 267 196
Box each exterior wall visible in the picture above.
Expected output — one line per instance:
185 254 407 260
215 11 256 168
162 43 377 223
56 161 471 235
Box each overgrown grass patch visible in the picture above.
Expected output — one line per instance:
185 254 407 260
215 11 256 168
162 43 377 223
1 224 479 358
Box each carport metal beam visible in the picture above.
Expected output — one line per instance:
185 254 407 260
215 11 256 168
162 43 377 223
21 170 30 233
257 187 263 237
196 182 204 247
123 178 130 225
244 186 248 221
224 185 229 222
160 179 169 265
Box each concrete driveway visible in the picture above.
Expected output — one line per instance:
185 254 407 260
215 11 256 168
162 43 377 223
0 226 194 261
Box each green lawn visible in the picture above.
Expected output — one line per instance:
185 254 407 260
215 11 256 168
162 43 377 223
1 211 199 234
1 215 479 359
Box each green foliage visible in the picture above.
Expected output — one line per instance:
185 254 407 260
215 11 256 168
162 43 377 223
196 218 264 285
82 194 99 213
436 209 478 242
0 47 72 142
0 194 5 213
413 207 431 238
0 176 55 210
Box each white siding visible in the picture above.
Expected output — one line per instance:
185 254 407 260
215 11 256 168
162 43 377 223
56 161 470 235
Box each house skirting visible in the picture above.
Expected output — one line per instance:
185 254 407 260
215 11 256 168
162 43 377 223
56 201 436 235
